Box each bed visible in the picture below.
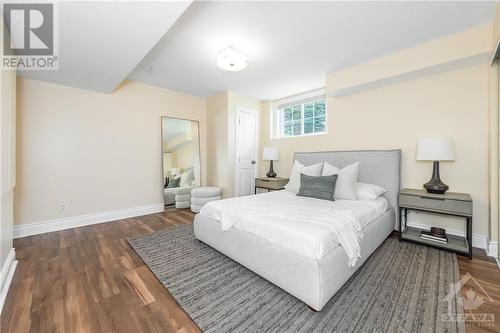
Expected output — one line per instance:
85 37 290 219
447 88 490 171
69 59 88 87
193 149 401 311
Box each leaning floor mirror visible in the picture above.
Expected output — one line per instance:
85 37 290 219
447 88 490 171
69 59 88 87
161 116 201 208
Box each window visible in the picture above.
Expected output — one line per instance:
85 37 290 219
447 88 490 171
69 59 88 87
279 99 326 137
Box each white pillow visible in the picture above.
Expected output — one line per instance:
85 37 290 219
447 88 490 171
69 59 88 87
179 169 194 187
356 183 386 200
284 160 323 193
322 162 360 200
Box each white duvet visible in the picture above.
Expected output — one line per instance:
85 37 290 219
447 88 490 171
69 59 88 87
199 190 388 266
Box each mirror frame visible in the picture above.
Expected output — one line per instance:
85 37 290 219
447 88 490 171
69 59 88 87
160 116 202 206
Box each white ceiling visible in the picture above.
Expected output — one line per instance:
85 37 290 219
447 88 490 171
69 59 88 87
17 1 498 100
129 1 498 100
18 1 192 93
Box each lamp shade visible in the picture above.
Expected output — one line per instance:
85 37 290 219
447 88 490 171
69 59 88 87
263 147 279 161
416 138 456 161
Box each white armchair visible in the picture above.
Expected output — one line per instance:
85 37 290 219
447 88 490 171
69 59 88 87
164 167 198 208
174 186 196 209
164 185 197 208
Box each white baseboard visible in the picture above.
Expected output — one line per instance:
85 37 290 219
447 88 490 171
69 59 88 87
472 235 489 250
14 203 164 238
0 248 17 314
406 222 488 249
488 241 498 258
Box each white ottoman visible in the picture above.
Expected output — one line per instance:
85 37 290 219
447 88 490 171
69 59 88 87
175 187 194 209
191 187 222 213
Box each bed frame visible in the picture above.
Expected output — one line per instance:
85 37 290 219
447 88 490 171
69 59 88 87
194 149 401 310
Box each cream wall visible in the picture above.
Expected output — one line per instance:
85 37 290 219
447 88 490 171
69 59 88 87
262 64 490 238
206 90 262 198
0 67 16 264
206 91 229 196
489 6 500 253
0 9 16 295
15 79 206 226
0 69 16 273
488 64 498 245
327 24 491 94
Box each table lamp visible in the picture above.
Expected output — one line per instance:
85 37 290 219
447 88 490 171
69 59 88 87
416 138 456 194
263 147 279 178
170 168 180 177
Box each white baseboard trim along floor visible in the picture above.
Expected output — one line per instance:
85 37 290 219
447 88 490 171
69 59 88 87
0 248 18 314
13 204 164 238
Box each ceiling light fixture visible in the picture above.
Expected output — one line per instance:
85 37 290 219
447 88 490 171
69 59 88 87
217 46 248 72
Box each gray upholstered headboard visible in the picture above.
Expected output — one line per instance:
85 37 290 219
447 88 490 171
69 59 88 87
294 149 401 224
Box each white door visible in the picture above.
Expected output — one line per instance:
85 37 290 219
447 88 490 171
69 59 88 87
236 108 258 196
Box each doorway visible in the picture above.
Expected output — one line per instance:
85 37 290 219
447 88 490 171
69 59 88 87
235 107 259 197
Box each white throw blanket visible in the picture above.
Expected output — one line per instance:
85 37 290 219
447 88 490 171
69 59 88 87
200 191 366 266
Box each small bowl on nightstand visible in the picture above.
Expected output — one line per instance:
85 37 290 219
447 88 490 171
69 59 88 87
430 227 446 237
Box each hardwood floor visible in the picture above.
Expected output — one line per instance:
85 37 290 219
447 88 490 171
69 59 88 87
457 249 500 333
1 209 499 333
1 208 201 333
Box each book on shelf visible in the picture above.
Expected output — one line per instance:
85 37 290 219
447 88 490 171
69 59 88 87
420 230 448 244
420 235 448 244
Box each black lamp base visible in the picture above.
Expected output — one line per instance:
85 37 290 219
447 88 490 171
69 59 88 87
266 160 277 178
423 161 449 194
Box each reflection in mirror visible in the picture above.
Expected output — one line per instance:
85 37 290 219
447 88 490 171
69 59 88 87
162 117 201 208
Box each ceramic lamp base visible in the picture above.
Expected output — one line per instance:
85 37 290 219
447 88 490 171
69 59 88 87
423 161 449 194
266 160 277 178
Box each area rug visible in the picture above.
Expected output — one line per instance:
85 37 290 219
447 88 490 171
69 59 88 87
128 225 465 333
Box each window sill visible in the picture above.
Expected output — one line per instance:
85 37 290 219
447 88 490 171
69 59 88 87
273 131 328 140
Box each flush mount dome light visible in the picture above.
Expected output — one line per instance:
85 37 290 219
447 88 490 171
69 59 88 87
217 46 248 71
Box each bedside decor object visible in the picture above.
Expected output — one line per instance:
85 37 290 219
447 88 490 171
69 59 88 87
420 230 448 244
430 227 446 237
399 188 472 259
263 147 279 178
416 137 455 194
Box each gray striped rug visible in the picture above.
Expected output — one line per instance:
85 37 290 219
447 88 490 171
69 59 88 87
128 225 465 333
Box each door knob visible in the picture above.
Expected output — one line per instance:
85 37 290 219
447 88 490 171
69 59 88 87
251 160 256 164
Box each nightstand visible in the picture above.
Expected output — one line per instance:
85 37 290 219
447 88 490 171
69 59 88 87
255 177 289 193
399 188 473 259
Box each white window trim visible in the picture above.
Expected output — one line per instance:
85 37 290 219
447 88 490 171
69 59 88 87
271 88 327 139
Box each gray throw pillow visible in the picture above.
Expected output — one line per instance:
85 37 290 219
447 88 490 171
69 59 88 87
167 178 179 188
297 174 338 201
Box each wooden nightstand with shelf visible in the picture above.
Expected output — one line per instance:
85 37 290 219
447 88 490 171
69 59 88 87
255 177 289 193
399 188 473 259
